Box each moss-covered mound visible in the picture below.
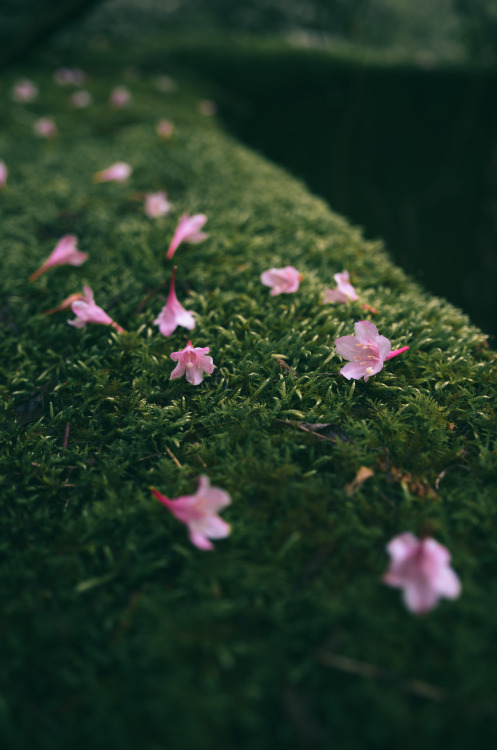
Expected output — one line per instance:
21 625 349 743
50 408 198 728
1 47 497 750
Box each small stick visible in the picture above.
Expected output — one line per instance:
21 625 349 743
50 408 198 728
164 445 182 469
62 421 70 448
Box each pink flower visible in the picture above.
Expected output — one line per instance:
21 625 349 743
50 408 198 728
68 285 124 333
54 68 86 86
12 79 38 102
94 162 132 183
154 266 195 337
29 235 88 282
0 161 7 189
199 100 217 116
166 213 208 260
155 75 176 92
151 475 231 550
42 292 85 315
71 90 92 108
383 533 461 614
145 191 172 218
170 340 214 385
260 266 302 296
109 86 131 108
324 270 358 303
157 119 174 138
33 118 58 138
334 321 409 382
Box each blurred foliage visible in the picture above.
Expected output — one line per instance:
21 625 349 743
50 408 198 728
454 0 497 62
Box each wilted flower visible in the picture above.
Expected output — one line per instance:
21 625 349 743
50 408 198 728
33 118 58 138
324 270 358 304
29 235 88 282
12 80 38 102
71 90 92 108
151 475 231 550
170 340 214 385
334 321 409 382
383 533 461 614
0 161 7 189
145 191 172 218
260 266 302 296
68 285 124 333
109 86 131 108
157 119 174 138
94 162 132 183
166 213 208 260
54 68 86 86
154 266 195 337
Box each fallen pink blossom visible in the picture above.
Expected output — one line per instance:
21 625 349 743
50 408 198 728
324 270 358 304
94 162 132 183
12 80 38 102
33 118 58 138
71 90 92 108
42 293 85 315
109 86 131 108
157 119 174 138
54 68 86 86
154 267 195 337
199 100 217 116
29 235 88 282
170 340 214 385
334 321 409 382
383 533 461 614
151 475 231 550
0 161 7 189
166 213 208 260
68 285 124 333
145 191 172 218
260 266 302 296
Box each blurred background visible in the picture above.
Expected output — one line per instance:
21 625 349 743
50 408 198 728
2 0 497 335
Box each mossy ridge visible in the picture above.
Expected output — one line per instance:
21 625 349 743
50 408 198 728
0 52 496 750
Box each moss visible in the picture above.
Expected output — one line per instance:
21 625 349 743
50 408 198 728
0 41 497 749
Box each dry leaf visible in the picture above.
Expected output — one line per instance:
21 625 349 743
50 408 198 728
345 466 374 497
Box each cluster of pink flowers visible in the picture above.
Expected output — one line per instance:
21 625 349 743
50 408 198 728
16 72 465 616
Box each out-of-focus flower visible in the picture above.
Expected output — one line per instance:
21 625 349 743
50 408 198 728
155 75 176 92
170 340 214 385
324 270 358 304
334 321 409 382
33 118 58 138
199 100 217 116
109 86 131 108
68 285 124 332
145 191 172 218
29 235 88 282
54 68 86 86
12 80 38 102
260 266 302 296
151 475 231 550
0 161 7 189
157 119 174 138
383 532 461 614
94 162 132 183
71 90 92 108
154 266 195 337
166 213 208 260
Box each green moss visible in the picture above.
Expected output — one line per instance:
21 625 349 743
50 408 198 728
0 42 497 750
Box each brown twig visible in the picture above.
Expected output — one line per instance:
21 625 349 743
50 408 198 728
62 421 70 448
164 445 182 469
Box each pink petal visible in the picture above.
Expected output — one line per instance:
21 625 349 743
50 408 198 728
354 320 380 345
189 530 214 550
340 361 368 380
334 334 362 361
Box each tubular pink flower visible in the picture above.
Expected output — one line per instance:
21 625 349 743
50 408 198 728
145 191 172 218
94 162 132 183
157 119 174 138
324 270 358 304
42 293 85 315
71 90 92 108
29 235 88 282
12 80 38 102
0 161 7 189
166 213 208 260
68 285 124 333
154 267 195 337
54 68 86 86
334 321 408 382
170 340 214 385
383 533 461 614
260 266 302 296
34 118 58 138
109 86 131 108
151 475 231 551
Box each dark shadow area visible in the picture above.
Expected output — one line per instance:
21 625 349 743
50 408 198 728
172 46 497 335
